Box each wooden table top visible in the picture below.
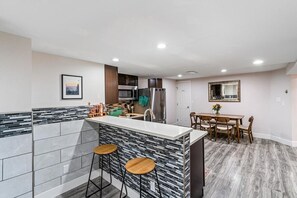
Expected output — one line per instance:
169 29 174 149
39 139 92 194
195 113 244 120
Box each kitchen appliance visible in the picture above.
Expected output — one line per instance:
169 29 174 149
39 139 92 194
139 88 166 123
118 85 138 101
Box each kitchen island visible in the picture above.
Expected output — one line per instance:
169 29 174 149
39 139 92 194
86 116 207 198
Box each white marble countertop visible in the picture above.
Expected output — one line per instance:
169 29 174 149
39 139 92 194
190 130 208 146
86 116 192 140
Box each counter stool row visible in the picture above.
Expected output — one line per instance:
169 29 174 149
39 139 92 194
85 144 162 198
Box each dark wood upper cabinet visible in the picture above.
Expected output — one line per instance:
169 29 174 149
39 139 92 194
105 65 118 104
148 78 162 88
118 73 138 86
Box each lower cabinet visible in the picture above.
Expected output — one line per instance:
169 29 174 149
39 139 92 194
190 138 205 198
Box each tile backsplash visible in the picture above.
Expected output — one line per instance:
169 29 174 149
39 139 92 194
33 106 90 125
0 112 32 138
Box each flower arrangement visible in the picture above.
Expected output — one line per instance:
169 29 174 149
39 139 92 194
212 104 222 114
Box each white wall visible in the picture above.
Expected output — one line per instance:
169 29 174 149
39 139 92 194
189 68 293 145
291 75 297 145
32 52 105 108
163 79 177 124
269 69 292 143
0 32 32 113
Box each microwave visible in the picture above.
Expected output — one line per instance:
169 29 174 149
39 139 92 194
118 85 138 101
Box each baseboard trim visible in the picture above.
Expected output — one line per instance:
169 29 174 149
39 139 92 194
253 132 296 147
35 169 139 198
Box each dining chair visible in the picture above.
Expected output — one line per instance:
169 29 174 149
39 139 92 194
239 116 254 144
215 117 234 144
190 112 199 129
199 116 215 139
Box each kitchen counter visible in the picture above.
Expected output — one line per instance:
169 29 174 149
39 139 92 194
86 116 206 197
118 113 144 120
86 116 192 140
190 130 208 145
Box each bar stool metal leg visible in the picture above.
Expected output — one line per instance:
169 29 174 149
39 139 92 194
108 155 112 183
100 155 104 198
139 175 142 197
154 169 162 198
85 153 95 197
119 170 127 198
116 151 128 195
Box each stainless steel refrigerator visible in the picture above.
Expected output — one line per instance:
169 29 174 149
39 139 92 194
138 88 166 123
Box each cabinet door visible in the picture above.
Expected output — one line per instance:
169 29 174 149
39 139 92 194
118 74 126 85
148 78 162 88
156 78 163 88
105 65 118 104
128 75 138 86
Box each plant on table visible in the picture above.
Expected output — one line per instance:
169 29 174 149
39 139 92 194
212 104 222 114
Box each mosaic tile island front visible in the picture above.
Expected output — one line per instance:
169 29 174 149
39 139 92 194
86 116 194 198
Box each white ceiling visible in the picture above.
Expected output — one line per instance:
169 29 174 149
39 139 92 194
0 0 297 79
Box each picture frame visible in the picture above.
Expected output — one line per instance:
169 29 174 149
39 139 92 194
208 80 241 102
61 74 83 100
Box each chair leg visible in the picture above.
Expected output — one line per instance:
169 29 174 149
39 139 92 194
227 131 230 144
119 170 127 198
85 153 95 197
215 130 217 141
154 168 162 198
100 155 104 198
248 132 252 144
139 175 142 198
251 131 254 141
209 129 212 140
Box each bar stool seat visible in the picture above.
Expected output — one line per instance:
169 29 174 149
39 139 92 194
125 157 155 175
93 144 117 155
120 157 162 198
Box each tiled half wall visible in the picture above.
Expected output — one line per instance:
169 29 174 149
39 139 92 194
98 123 191 198
0 112 33 197
32 106 100 196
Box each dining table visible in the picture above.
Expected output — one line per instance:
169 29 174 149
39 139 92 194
195 113 245 143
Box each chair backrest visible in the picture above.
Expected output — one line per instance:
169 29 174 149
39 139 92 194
215 117 231 130
215 117 230 123
190 112 196 126
199 116 212 129
199 116 212 122
248 116 254 131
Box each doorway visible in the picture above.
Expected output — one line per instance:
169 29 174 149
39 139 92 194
176 81 192 127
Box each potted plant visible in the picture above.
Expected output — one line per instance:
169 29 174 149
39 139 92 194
212 104 222 114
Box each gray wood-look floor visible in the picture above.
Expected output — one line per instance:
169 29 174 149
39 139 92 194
57 136 297 198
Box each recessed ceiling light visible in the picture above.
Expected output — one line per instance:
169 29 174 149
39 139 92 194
253 59 264 65
221 69 227 73
177 74 183 78
187 71 198 75
157 43 166 49
112 57 119 62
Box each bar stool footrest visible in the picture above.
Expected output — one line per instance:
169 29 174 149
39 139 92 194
86 180 112 198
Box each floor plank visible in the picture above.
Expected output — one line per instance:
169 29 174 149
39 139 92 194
57 136 297 198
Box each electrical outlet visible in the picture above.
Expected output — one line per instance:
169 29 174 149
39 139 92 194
150 181 155 192
63 164 69 174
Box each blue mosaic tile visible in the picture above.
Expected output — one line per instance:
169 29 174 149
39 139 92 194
0 112 32 138
33 106 90 125
98 123 190 198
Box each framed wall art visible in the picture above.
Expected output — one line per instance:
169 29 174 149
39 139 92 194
61 74 83 99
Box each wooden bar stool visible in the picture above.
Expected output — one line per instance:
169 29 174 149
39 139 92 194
120 157 162 198
85 144 127 198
